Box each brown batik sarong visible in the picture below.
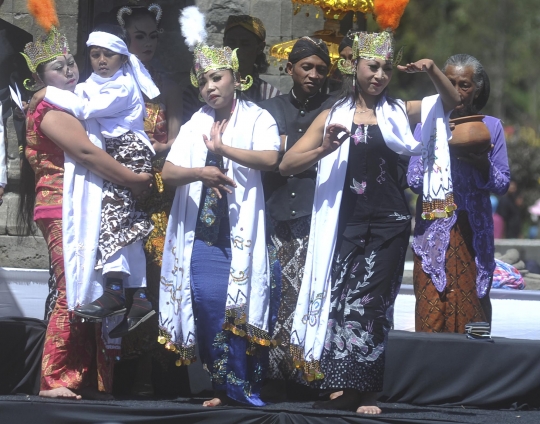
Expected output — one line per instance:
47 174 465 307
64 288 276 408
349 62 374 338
268 215 311 381
98 131 153 264
413 212 488 333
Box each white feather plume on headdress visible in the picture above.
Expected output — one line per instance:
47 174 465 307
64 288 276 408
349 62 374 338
180 6 207 52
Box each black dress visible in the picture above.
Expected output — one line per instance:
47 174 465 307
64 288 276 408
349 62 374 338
318 123 411 392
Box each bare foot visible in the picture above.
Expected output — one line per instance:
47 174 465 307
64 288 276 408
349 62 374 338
329 391 343 400
39 387 82 400
357 405 382 414
202 397 223 407
313 389 360 411
76 386 114 400
356 392 381 415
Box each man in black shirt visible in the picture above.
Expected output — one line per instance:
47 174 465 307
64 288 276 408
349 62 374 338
259 37 334 399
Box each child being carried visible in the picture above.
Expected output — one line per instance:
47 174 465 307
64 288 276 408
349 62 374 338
39 24 160 338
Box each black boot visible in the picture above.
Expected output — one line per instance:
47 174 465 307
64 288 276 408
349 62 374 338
74 277 126 320
109 288 155 338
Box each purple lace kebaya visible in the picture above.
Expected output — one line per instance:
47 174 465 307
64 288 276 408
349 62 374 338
407 116 510 298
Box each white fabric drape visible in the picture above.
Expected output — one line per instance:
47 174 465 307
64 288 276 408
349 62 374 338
45 69 155 153
62 90 121 350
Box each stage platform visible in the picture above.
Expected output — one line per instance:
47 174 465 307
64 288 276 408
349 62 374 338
1 317 539 423
2 267 540 340
2 267 540 423
0 395 538 424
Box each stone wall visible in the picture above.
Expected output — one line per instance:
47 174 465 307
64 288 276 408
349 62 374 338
197 0 325 94
90 0 328 93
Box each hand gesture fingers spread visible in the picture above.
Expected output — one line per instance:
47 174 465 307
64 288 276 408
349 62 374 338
322 124 350 153
204 120 228 154
202 133 214 152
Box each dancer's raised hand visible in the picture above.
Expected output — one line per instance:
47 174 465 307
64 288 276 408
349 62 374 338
203 120 228 155
321 123 350 154
397 59 434 74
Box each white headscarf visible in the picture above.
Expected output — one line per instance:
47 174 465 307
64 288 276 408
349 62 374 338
86 31 160 100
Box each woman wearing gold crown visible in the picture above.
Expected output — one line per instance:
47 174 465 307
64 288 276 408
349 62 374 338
157 7 280 407
18 1 152 399
280 0 460 414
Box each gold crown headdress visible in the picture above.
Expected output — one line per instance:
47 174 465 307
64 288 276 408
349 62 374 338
180 6 252 91
21 28 69 75
117 3 163 28
338 0 408 75
21 0 70 90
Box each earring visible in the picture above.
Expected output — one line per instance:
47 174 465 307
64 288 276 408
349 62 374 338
24 77 44 92
233 90 237 100
239 75 253 91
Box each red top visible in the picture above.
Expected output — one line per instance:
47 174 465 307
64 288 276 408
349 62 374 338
26 101 65 220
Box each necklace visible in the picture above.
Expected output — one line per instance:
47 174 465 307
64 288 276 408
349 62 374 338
355 107 373 114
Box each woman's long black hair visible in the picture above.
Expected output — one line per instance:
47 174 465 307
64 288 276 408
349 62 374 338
17 62 51 236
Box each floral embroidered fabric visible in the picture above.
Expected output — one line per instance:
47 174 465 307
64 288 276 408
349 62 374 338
317 123 411 391
408 116 510 297
338 124 411 250
195 151 229 245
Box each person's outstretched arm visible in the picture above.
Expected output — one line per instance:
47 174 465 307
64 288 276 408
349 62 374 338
398 59 461 127
202 116 280 172
33 81 132 121
280 109 350 176
40 110 152 196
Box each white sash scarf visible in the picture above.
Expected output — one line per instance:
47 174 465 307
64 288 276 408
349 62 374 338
158 100 279 360
290 95 452 376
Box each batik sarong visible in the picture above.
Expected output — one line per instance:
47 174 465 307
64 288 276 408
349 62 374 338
38 218 115 393
413 211 491 333
318 228 409 392
98 131 153 264
191 239 266 405
267 215 310 380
